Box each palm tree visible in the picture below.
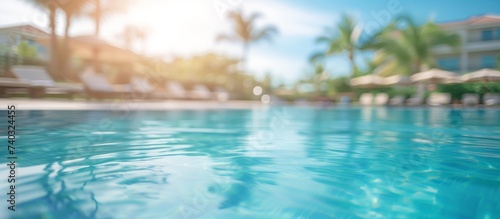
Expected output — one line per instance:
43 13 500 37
368 15 461 75
313 14 364 77
87 0 127 37
309 64 329 97
217 10 277 70
262 72 274 93
89 0 102 36
135 28 148 55
60 0 90 40
60 0 91 75
84 0 128 72
24 0 61 76
118 26 134 50
118 25 149 54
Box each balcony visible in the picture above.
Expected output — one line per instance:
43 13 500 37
465 64 498 72
441 66 461 72
432 39 500 54
432 46 458 55
465 39 500 52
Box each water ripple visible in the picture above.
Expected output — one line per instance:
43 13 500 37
1 108 499 218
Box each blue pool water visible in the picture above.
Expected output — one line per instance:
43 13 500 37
1 107 500 218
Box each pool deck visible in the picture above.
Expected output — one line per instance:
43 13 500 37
0 98 269 110
1 98 498 110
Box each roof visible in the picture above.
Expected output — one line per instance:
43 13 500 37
0 24 49 36
36 35 144 63
439 15 500 28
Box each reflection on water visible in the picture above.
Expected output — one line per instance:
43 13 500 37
1 107 499 218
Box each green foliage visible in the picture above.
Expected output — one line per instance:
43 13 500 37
11 41 46 66
497 53 500 70
437 83 500 100
364 15 461 75
296 63 331 97
261 72 274 92
15 41 38 59
328 76 351 93
219 11 278 44
217 10 278 64
162 53 239 85
313 14 364 77
386 86 415 98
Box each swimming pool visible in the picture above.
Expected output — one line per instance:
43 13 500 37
2 107 500 218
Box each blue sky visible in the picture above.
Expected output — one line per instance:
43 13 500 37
1 0 500 84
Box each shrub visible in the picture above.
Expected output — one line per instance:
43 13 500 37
437 83 500 100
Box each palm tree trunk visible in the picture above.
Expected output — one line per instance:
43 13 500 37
64 16 71 47
348 51 358 77
231 42 248 92
62 13 72 80
414 60 426 98
413 60 422 73
94 0 101 37
48 6 59 79
92 0 101 73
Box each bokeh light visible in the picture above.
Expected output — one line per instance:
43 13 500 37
253 86 263 96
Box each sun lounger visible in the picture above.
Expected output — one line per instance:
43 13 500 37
131 76 155 94
461 93 479 106
0 78 33 88
389 96 406 106
190 84 213 100
165 81 188 99
359 93 373 106
484 93 500 106
374 93 389 106
427 93 451 106
215 86 230 101
80 69 132 99
0 78 33 97
11 65 83 98
130 76 164 99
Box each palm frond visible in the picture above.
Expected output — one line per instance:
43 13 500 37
309 51 326 63
217 10 277 47
252 25 278 42
315 36 333 44
326 38 344 55
216 34 238 42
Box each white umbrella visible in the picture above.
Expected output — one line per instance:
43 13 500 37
442 77 463 84
350 75 385 88
410 68 459 83
461 68 500 82
383 75 411 85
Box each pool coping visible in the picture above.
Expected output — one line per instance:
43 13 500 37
0 98 268 110
1 98 499 110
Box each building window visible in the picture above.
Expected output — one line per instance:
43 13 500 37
38 46 46 54
437 57 459 71
481 55 496 68
481 30 493 41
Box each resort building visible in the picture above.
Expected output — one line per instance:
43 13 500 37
433 15 500 73
0 24 50 61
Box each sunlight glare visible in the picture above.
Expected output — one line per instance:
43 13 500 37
110 0 225 56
